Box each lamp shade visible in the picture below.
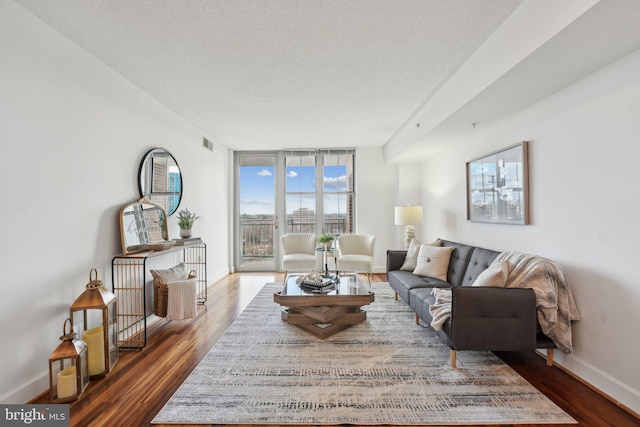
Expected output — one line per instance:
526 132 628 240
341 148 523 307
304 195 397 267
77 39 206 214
395 206 423 226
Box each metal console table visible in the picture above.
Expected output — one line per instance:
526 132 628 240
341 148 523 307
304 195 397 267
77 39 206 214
111 242 207 349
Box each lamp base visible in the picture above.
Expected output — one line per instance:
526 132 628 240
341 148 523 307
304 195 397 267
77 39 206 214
404 225 415 250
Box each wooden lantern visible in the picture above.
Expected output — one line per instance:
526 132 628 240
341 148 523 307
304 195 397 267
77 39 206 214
70 269 118 378
49 318 90 403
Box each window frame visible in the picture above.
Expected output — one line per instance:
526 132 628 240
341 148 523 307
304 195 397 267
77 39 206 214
284 149 355 237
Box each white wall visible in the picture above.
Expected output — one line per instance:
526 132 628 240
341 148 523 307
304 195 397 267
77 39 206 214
355 148 398 271
418 48 640 413
0 1 229 403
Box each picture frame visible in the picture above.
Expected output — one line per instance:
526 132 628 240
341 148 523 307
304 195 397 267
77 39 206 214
466 141 529 224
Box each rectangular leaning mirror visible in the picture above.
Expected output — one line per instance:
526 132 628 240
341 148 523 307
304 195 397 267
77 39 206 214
119 198 169 254
466 141 529 225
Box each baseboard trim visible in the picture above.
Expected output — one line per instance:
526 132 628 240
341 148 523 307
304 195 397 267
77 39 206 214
534 349 640 420
209 268 230 286
1 371 48 404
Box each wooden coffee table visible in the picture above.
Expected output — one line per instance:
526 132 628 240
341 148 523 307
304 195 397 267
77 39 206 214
273 275 374 339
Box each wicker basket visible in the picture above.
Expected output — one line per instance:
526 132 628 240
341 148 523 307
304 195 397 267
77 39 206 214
153 270 196 317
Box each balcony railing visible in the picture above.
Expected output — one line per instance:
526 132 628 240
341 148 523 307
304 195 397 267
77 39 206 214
240 218 348 259
241 219 276 258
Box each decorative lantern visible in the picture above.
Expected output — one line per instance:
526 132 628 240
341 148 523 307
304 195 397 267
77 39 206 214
49 318 89 403
70 269 118 378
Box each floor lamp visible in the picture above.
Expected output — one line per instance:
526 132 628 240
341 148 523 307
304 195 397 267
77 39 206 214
395 205 423 250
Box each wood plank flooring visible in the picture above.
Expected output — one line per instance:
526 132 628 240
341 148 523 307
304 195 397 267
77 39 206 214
31 273 639 426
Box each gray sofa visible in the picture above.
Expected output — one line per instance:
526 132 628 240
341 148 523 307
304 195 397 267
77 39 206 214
387 239 556 367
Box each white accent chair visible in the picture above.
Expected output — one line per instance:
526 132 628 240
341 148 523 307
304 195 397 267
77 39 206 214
336 234 375 285
280 233 318 283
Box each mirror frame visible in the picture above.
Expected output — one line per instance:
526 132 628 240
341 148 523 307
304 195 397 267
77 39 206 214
138 148 183 216
119 197 169 255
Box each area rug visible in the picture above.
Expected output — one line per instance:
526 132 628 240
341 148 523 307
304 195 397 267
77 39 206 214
152 282 576 425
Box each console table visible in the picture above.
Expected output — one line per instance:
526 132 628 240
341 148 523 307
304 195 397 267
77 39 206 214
111 243 207 349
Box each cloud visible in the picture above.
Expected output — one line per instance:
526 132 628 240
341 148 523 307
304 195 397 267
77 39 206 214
256 169 272 177
287 171 298 178
324 175 348 191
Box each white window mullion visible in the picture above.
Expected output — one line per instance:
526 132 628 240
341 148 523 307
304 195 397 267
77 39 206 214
315 155 324 235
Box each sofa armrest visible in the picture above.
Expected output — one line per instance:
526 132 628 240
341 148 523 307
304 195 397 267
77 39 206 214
449 287 537 351
386 250 407 273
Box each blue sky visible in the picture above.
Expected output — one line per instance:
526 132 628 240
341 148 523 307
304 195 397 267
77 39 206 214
240 165 348 215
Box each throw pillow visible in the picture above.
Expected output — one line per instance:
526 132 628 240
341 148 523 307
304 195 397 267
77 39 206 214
412 245 453 281
400 239 442 271
471 260 509 287
150 262 188 284
399 239 421 271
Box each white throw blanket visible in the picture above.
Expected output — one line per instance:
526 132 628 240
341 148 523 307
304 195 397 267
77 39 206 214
496 252 580 354
429 288 453 331
429 252 580 353
166 278 197 320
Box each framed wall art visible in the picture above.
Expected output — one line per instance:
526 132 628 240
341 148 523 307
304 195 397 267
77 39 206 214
466 141 529 224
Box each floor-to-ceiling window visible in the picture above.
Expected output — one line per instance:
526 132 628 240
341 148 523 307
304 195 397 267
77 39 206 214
235 153 279 271
320 152 354 235
235 150 355 271
285 153 317 234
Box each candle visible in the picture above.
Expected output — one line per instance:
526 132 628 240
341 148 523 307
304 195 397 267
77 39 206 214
57 366 77 399
82 326 105 376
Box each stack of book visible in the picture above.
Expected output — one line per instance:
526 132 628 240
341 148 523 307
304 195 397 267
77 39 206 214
297 276 335 293
175 237 202 246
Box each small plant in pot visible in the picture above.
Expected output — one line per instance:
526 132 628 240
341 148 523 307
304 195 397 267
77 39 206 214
317 234 335 250
177 208 200 239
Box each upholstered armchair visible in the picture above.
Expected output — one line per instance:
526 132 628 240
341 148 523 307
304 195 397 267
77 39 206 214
336 234 375 285
280 233 318 283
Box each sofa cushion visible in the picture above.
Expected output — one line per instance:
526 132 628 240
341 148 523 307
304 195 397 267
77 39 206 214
472 260 509 287
409 288 435 323
388 270 450 304
410 288 452 347
413 246 454 281
439 240 475 286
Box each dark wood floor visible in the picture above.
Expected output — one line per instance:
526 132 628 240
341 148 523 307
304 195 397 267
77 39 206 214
32 273 639 426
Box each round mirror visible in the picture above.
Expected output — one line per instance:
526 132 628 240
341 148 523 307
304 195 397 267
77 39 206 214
138 148 182 216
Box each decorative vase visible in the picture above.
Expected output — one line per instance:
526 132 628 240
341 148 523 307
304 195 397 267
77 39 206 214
180 228 192 239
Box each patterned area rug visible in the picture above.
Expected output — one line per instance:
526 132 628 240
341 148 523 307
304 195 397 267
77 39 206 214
153 282 575 425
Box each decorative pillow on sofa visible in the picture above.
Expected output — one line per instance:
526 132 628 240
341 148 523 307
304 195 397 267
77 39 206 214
412 245 453 281
400 239 442 271
150 262 188 284
471 260 509 287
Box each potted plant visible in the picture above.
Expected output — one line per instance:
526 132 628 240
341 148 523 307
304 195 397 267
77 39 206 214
317 233 335 250
177 208 200 239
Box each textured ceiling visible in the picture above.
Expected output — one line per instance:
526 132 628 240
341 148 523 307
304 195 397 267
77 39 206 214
15 0 523 152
